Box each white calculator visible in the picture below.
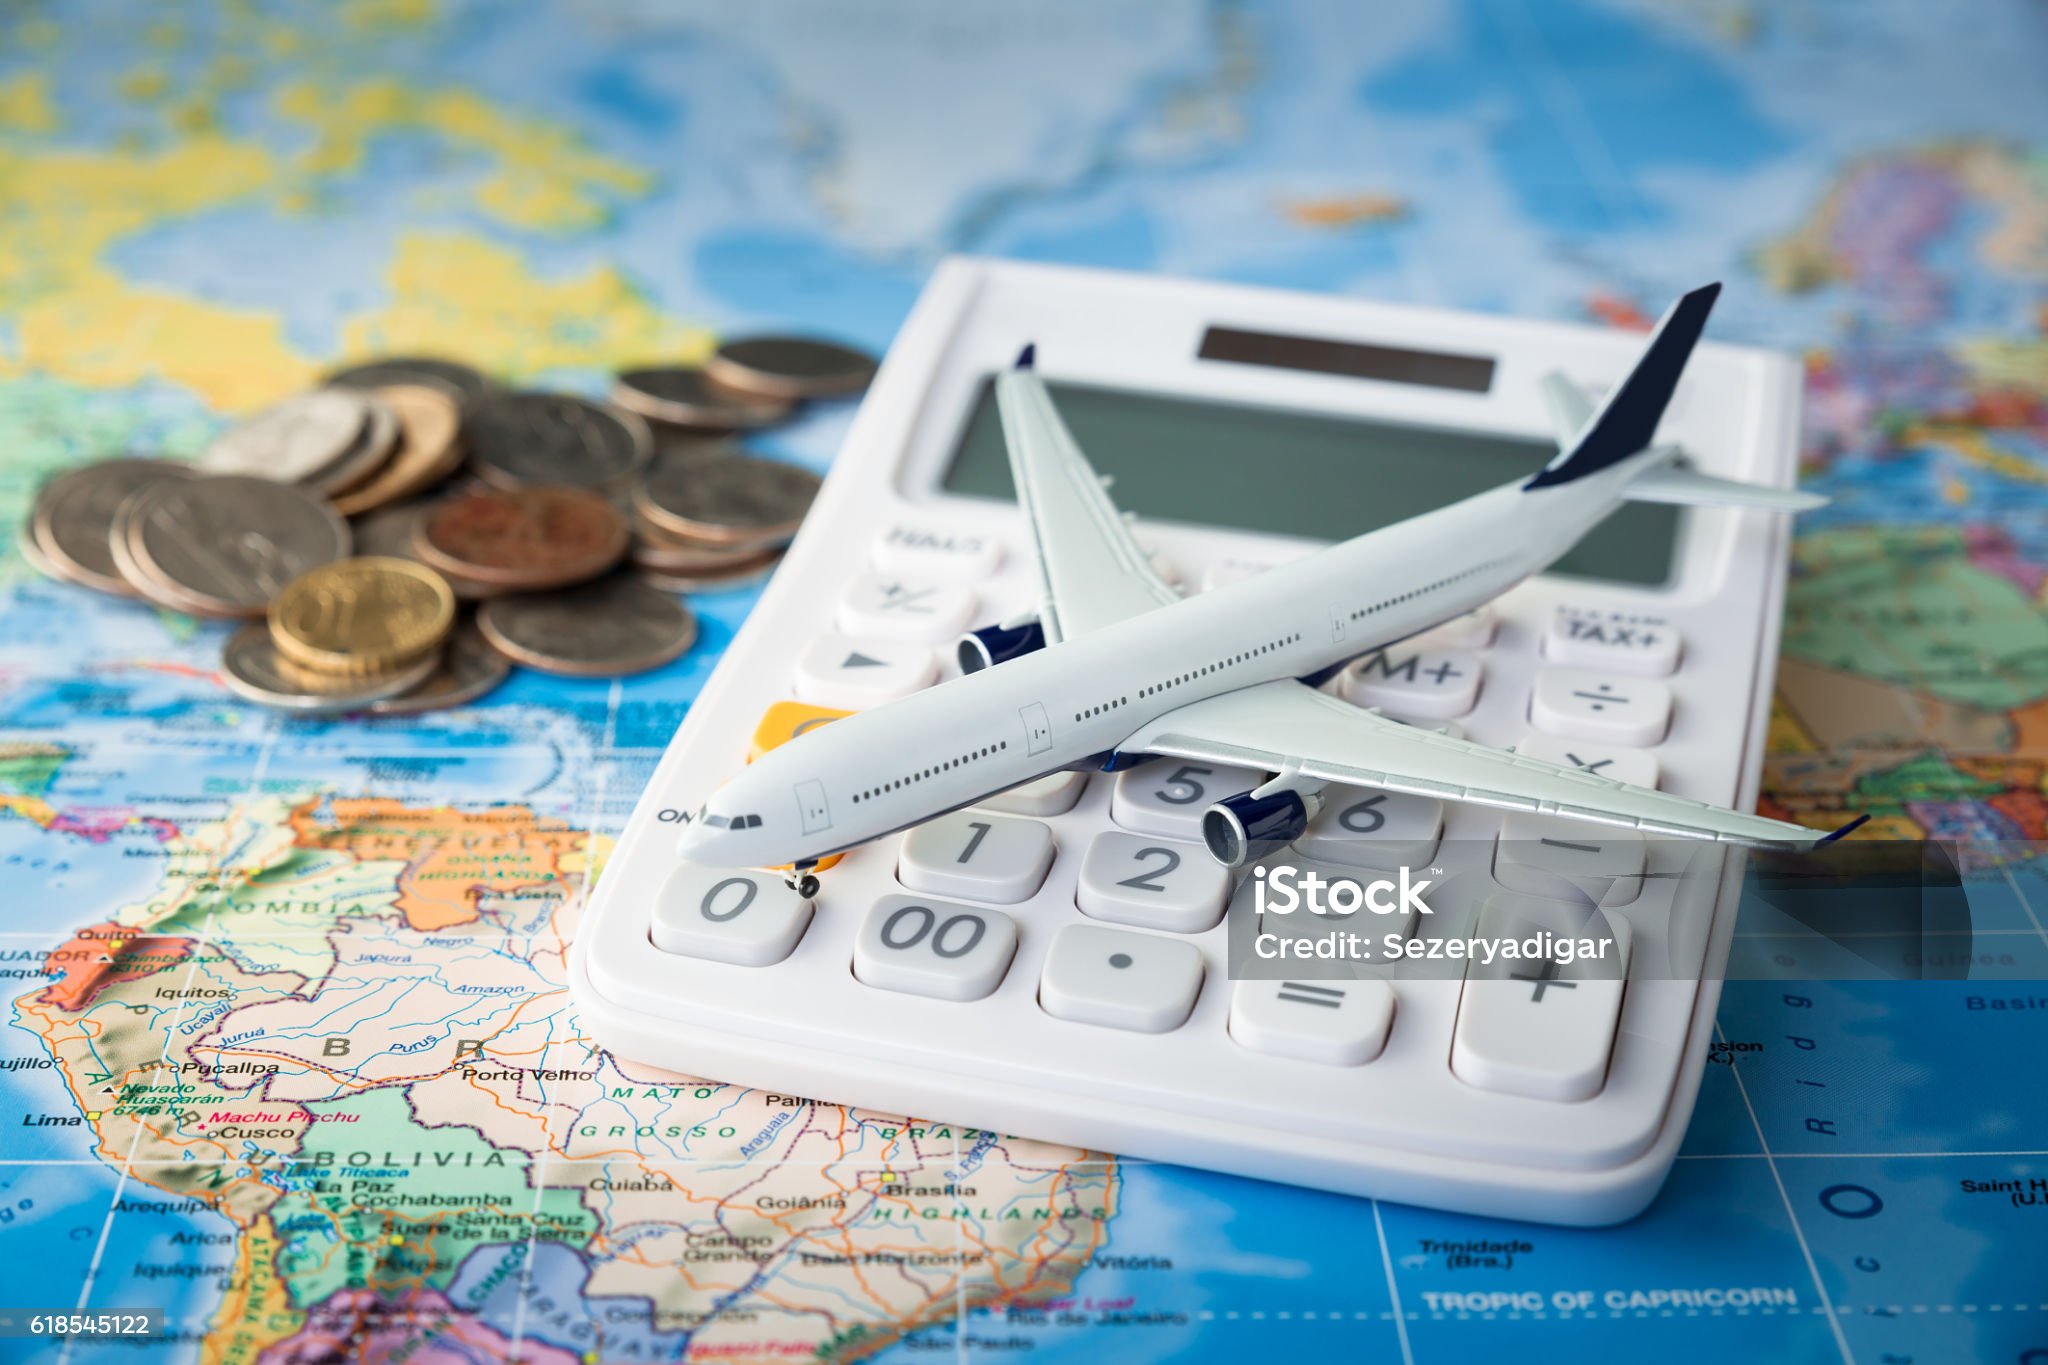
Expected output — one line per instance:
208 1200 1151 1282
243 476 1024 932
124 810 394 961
573 257 1804 1226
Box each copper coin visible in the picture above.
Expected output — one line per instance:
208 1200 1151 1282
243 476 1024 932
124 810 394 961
414 487 628 591
331 385 465 515
477 576 696 677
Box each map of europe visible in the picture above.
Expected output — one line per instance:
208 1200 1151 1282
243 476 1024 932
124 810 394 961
1 1 2044 1361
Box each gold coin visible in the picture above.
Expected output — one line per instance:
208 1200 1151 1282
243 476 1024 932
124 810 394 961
268 556 456 676
330 385 465 516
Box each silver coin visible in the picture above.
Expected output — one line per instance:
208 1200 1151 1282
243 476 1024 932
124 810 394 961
465 391 651 490
324 356 492 404
611 367 791 430
308 392 401 495
220 623 441 713
704 335 877 401
367 623 512 715
349 501 433 561
30 458 196 596
115 475 351 618
201 390 370 482
633 451 821 546
476 576 696 677
634 549 784 594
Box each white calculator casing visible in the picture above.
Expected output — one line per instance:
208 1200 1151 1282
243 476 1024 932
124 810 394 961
573 257 1803 1226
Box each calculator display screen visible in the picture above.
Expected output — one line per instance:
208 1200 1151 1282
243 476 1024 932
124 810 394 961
939 377 1682 587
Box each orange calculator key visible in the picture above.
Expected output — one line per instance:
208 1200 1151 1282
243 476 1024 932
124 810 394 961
748 701 852 762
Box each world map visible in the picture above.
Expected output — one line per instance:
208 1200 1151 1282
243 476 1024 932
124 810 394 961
2 1 2044 1362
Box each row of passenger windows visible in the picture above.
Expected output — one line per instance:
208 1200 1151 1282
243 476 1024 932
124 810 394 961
1348 558 1510 623
851 740 1011 804
1128 632 1303 708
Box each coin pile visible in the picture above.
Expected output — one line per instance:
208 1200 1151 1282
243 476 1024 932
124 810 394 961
23 335 868 712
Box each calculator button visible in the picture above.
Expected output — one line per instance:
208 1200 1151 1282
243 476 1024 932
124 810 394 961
976 770 1087 816
898 812 1054 904
1544 607 1680 676
854 896 1018 1002
1513 732 1660 789
872 524 1004 578
1530 668 1672 746
1452 896 1632 1102
650 865 812 967
1293 787 1443 870
836 574 979 643
1076 832 1231 933
1230 977 1394 1066
748 700 851 761
1496 812 1646 907
1111 761 1267 840
794 634 936 709
1038 924 1204 1033
1408 606 1496 651
1343 649 1483 719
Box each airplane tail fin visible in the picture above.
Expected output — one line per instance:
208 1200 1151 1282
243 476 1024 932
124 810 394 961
1524 282 1720 491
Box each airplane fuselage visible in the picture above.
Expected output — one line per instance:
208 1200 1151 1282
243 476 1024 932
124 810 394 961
673 454 1649 871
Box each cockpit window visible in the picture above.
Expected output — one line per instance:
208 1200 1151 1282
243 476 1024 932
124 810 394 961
704 812 761 829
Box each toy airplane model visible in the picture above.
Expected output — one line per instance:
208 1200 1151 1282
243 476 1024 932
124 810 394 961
679 283 1862 895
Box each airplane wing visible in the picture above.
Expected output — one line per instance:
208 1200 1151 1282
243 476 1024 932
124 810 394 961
1123 679 1838 849
995 350 1180 643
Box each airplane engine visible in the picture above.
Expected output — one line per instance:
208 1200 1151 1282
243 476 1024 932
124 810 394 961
956 620 1045 673
1201 785 1324 867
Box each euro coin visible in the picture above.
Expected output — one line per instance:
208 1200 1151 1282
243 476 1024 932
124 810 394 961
477 576 696 677
415 487 630 592
30 458 196 596
704 335 877 401
268 557 456 676
465 391 651 490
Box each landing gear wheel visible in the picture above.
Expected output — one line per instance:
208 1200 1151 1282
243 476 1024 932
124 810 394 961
789 873 821 899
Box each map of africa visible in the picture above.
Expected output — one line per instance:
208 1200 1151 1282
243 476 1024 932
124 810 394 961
1 1 2044 1362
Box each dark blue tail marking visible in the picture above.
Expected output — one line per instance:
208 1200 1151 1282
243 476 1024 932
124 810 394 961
1524 282 1720 490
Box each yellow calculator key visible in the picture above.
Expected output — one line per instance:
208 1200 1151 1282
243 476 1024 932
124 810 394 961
748 701 852 762
749 701 853 874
